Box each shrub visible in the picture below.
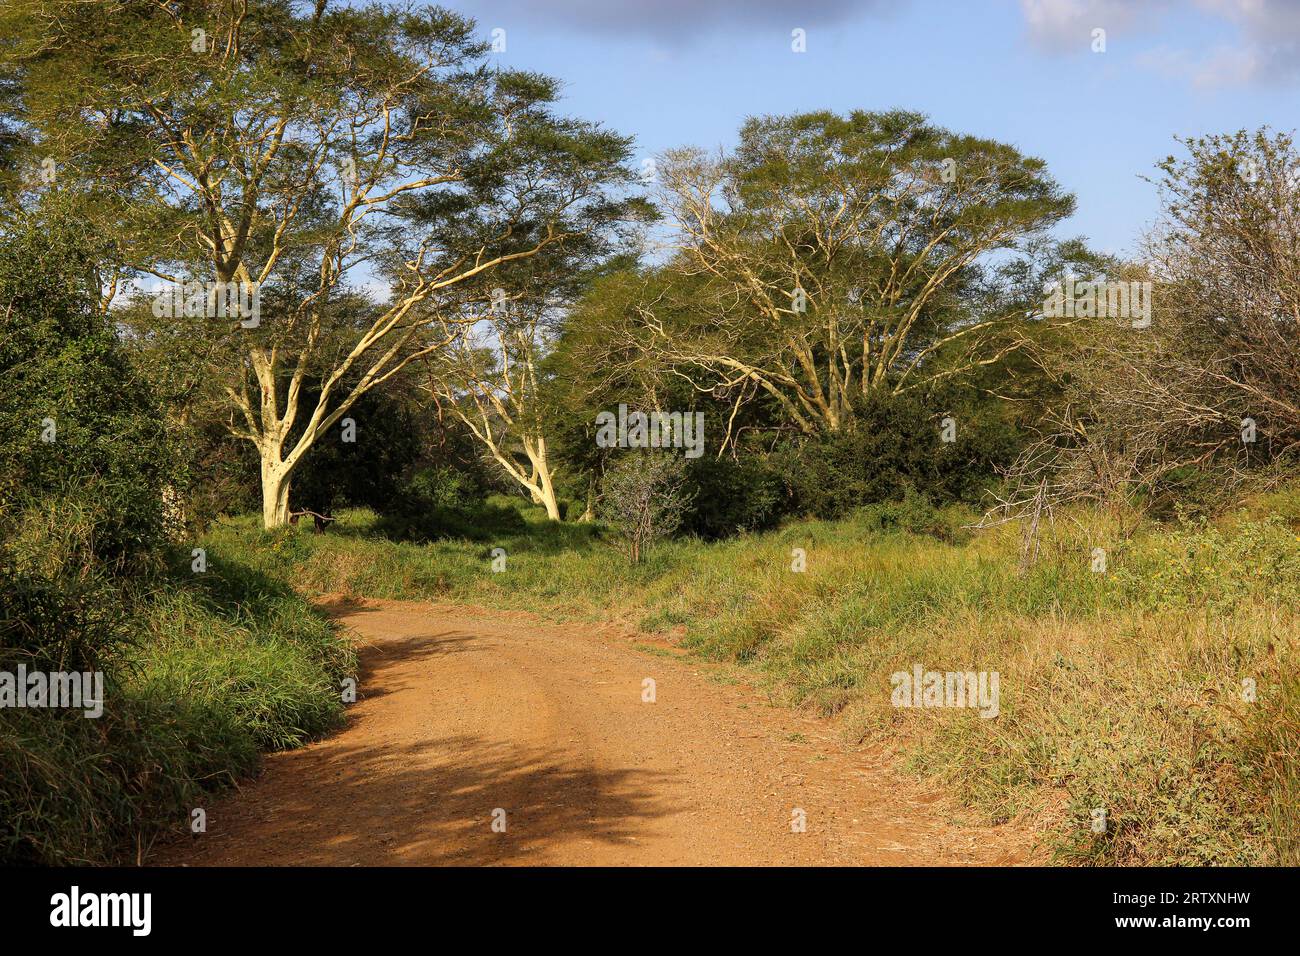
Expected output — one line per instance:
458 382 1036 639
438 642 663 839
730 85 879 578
376 466 527 542
288 383 425 517
0 203 175 674
599 452 694 562
1109 513 1300 611
0 560 131 673
771 388 1018 519
405 464 487 510
682 455 789 540
0 204 178 570
851 490 974 543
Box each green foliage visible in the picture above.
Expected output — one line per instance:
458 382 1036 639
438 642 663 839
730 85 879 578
1 8 1292 870
0 202 178 570
771 388 1018 519
405 464 489 510
0 556 131 674
1114 513 1300 611
599 452 694 563
682 455 788 540
0 202 178 676
289 382 425 517
850 490 974 544
0 698 253 866
376 468 528 542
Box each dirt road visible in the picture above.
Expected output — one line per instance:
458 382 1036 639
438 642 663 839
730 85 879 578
153 600 1030 866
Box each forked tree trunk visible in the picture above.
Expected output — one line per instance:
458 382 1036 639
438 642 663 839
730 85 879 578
525 439 562 521
453 410 565 522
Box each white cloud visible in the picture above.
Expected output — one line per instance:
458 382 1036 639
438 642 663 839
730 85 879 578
1020 0 1300 86
1192 0 1300 85
1019 0 1169 52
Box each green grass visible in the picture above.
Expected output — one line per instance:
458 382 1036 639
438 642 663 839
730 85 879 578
0 552 354 865
202 492 1300 866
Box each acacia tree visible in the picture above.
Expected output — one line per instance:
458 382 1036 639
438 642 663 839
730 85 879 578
546 268 692 518
420 235 648 523
629 110 1073 436
422 292 567 519
0 0 639 526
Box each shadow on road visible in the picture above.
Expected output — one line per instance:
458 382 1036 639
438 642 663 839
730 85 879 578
151 614 680 866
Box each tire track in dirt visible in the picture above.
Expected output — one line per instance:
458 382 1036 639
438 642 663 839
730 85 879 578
152 599 1033 866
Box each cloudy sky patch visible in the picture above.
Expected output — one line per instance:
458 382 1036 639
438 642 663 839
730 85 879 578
1019 0 1300 86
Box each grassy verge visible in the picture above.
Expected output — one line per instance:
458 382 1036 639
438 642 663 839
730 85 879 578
0 554 354 865
204 493 1300 865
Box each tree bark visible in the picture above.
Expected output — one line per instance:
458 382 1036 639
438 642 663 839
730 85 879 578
526 440 562 521
260 454 293 529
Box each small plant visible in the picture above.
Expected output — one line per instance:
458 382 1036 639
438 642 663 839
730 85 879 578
598 452 694 564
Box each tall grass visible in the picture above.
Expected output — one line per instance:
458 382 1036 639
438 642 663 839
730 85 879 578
206 492 1300 865
0 552 354 865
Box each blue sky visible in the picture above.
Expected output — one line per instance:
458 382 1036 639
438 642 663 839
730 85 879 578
448 0 1300 258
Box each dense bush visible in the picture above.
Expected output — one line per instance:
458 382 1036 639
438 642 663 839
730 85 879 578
850 489 974 544
681 455 789 540
771 388 1019 519
376 465 528 542
0 207 175 673
0 558 130 673
0 206 177 570
404 463 489 510
289 383 425 518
